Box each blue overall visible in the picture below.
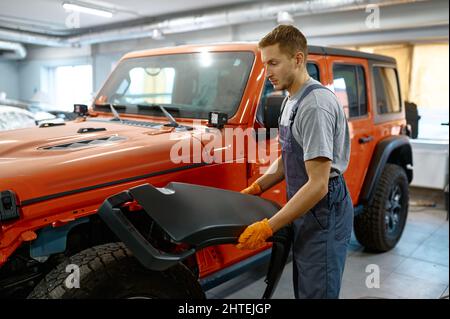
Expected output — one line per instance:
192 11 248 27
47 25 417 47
278 84 354 299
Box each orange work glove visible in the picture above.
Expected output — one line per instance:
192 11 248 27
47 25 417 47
236 218 273 250
241 182 262 195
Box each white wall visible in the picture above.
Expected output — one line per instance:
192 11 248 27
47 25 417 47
17 46 92 102
0 61 19 100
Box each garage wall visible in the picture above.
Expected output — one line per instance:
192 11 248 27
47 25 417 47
0 61 19 100
21 26 234 97
16 49 127 103
13 0 448 103
17 46 92 102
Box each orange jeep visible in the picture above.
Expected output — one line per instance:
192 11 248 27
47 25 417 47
0 43 412 298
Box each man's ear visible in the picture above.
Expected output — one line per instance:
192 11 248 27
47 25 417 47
295 51 305 67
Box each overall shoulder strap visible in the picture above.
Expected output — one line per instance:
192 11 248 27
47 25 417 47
288 84 332 125
277 95 290 125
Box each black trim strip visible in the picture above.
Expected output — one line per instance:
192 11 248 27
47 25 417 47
308 45 396 64
21 163 208 207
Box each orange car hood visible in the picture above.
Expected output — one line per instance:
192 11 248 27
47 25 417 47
0 119 205 203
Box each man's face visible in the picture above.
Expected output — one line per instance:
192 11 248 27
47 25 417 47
261 44 303 91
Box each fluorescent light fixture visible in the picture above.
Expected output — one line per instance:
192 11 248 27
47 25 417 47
63 2 113 18
277 11 294 25
151 29 164 40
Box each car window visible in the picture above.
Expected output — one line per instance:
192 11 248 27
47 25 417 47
96 52 254 120
333 64 367 118
307 63 320 83
356 67 367 115
373 67 401 114
256 62 320 124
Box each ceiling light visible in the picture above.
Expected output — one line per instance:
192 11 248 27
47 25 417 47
277 11 294 25
63 2 113 18
151 29 164 40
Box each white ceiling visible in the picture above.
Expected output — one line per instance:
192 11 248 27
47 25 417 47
0 0 260 32
0 0 447 50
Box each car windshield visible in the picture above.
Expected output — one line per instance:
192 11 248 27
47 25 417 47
95 51 255 119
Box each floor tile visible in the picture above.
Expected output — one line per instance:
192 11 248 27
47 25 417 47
379 272 448 299
393 258 449 285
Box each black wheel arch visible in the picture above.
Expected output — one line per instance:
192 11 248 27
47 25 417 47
360 135 413 207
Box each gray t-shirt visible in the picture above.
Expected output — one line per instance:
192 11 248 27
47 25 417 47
279 78 351 177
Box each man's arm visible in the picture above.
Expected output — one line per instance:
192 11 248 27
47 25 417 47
268 157 331 232
254 155 285 192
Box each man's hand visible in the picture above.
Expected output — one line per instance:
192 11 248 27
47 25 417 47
241 182 262 195
236 218 273 250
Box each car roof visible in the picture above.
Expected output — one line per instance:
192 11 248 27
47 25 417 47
308 45 396 64
122 42 396 64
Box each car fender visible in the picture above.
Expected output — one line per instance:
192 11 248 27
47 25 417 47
359 135 413 206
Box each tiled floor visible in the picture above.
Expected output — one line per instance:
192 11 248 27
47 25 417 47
206 188 449 299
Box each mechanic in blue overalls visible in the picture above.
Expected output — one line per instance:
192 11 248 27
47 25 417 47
236 25 354 299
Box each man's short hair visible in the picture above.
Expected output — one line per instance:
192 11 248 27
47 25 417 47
258 24 308 58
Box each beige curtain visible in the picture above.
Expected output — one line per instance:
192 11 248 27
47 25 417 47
345 43 449 110
408 43 449 109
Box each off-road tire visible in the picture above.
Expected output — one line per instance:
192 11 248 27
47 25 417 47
354 164 409 252
28 242 205 299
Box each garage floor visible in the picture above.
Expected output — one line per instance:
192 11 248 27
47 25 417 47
206 187 449 299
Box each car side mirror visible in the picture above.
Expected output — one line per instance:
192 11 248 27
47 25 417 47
263 95 285 129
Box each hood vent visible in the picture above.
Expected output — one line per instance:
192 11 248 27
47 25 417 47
40 135 126 150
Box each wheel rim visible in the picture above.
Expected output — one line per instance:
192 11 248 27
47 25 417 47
384 184 403 236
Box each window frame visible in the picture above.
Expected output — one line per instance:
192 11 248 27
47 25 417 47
370 62 404 124
372 65 402 115
331 62 369 120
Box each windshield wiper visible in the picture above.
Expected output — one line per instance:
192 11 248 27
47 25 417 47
109 104 122 122
137 104 192 131
94 103 125 123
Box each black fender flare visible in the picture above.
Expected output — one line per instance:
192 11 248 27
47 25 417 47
97 182 292 299
359 135 413 206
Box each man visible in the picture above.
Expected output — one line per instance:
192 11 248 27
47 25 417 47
236 25 354 299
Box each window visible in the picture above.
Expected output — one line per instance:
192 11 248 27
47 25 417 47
96 52 254 119
51 65 93 112
373 66 401 114
125 67 175 104
260 62 319 98
256 62 320 124
333 64 367 118
307 63 320 82
409 43 448 140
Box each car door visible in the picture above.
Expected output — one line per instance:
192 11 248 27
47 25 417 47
326 56 376 203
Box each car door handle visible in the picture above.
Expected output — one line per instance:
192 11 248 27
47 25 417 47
359 136 373 144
